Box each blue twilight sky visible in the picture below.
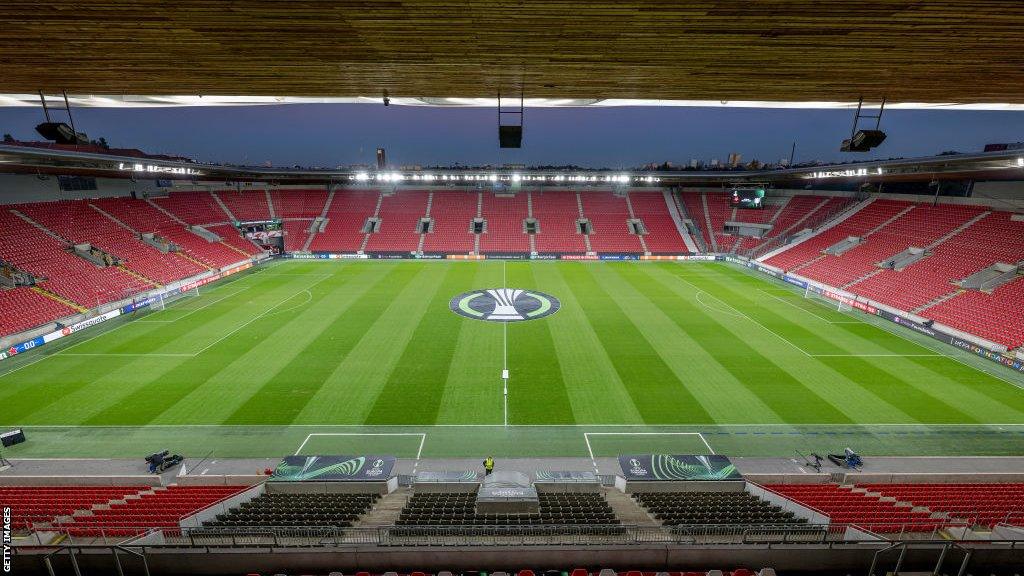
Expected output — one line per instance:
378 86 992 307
0 104 1022 168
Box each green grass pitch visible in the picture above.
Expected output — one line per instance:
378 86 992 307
2 260 1024 459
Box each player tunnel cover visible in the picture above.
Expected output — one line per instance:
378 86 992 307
450 288 560 322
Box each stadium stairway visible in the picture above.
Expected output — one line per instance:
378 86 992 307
354 487 413 528
602 488 661 526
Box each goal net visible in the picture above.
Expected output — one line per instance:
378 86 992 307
145 286 200 313
803 285 853 313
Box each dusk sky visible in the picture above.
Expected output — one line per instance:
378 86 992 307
1 104 1022 169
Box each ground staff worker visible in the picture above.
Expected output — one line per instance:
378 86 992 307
483 456 494 476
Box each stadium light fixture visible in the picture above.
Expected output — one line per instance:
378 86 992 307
1018 158 1023 167
512 174 521 182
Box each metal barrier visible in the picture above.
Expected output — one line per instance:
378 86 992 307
18 521 1012 549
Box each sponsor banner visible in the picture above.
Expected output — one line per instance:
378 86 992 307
619 454 742 481
6 336 44 357
782 275 808 289
122 294 163 314
560 254 599 260
371 253 412 260
447 254 486 260
415 253 446 260
678 255 717 262
599 254 639 261
0 351 6 361
271 455 396 481
483 253 529 260
747 262 780 278
530 253 559 260
879 309 954 344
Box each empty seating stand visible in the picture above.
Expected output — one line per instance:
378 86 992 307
203 492 379 528
628 191 686 253
60 485 245 537
632 491 804 527
532 191 587 253
861 483 1024 528
0 286 77 336
582 192 642 253
766 484 946 533
309 190 380 252
0 486 148 531
480 192 530 253
396 492 618 529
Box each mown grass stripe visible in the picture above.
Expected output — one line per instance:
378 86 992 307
224 264 423 425
528 263 644 424
152 263 381 424
505 262 576 424
653 263 912 423
559 263 713 424
623 264 852 424
364 264 481 424
434 262 506 424
605 264 790 423
79 274 321 425
704 265 1023 423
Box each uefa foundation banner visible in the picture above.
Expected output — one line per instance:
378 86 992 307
619 454 742 481
271 455 396 481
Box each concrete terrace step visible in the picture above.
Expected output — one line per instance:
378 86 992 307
604 488 661 526
354 488 411 528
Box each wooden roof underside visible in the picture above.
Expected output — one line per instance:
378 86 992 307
2 1 1024 103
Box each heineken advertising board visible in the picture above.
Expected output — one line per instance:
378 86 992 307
619 454 742 481
271 455 395 481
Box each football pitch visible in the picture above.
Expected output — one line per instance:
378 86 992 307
3 259 1024 459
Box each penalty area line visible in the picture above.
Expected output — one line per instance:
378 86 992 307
293 432 427 473
583 431 716 474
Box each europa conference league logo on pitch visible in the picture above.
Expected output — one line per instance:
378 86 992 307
450 288 560 322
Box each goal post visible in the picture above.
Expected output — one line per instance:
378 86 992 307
803 285 851 312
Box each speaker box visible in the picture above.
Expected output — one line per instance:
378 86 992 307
841 129 887 152
499 125 522 148
36 122 88 145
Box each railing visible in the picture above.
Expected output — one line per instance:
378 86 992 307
19 521 987 549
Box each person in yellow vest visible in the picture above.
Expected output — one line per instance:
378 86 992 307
482 456 495 476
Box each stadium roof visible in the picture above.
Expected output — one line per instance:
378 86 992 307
3 1 1024 108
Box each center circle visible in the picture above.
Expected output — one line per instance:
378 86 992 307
450 288 561 322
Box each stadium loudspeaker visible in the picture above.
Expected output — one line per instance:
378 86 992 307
499 125 522 148
841 129 887 152
35 122 89 145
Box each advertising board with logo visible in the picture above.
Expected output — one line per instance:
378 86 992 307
619 454 742 481
271 455 396 481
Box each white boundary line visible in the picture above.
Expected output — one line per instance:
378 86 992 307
13 423 1024 428
583 431 715 474
689 276 946 359
293 432 427 472
190 274 333 356
757 288 860 324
